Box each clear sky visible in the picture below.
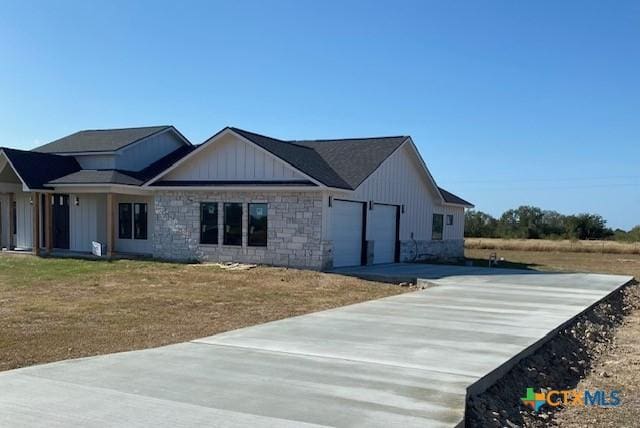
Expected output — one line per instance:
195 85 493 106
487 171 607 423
1 1 638 229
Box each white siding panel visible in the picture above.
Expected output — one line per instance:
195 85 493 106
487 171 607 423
0 194 9 248
74 155 117 170
116 131 185 171
443 206 465 240
69 194 104 252
15 192 33 249
164 134 305 181
331 143 467 242
349 144 441 241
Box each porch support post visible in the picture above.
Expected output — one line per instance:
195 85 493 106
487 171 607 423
106 193 115 257
32 192 40 256
45 193 52 253
8 192 14 250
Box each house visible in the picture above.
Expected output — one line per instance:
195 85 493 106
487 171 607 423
0 126 472 269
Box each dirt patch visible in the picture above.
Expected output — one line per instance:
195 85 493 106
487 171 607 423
466 280 640 427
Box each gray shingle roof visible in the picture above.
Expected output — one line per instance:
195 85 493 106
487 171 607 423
230 128 472 206
48 170 143 186
0 147 81 189
230 128 408 190
34 126 172 154
230 128 352 189
293 136 408 189
46 144 198 186
438 187 473 207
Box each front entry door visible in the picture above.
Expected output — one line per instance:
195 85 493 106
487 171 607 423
52 194 70 249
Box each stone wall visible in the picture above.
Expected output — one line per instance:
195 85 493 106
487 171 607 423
399 239 464 262
154 191 325 269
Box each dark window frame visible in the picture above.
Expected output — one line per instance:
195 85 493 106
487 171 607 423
119 202 148 240
446 214 454 226
248 203 268 247
200 202 219 245
223 202 243 246
432 213 444 240
119 203 132 239
134 203 148 240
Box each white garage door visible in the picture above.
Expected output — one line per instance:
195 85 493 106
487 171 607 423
368 204 397 264
331 200 363 267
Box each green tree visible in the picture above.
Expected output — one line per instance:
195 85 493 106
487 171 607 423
540 210 566 238
497 206 544 239
564 213 613 240
464 210 498 237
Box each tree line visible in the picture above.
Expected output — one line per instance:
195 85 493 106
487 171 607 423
465 205 640 242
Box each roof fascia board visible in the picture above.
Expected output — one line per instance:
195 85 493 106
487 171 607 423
149 185 326 192
443 201 475 209
0 149 31 191
404 138 446 204
57 151 115 156
49 184 152 195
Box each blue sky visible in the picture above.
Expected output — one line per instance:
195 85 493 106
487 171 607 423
1 1 638 229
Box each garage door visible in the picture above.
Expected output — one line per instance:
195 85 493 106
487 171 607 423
331 200 363 267
368 204 397 264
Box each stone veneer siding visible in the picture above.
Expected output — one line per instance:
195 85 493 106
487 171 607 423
154 191 328 269
399 239 464 262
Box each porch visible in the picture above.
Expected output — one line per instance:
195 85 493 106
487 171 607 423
0 189 152 258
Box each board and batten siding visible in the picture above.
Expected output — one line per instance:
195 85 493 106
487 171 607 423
0 193 10 248
14 192 33 249
73 154 117 170
356 143 439 241
436 205 465 240
326 143 464 242
69 194 107 253
116 130 184 172
164 133 305 181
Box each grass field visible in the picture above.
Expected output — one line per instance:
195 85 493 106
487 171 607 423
0 255 404 372
466 237 640 255
465 248 640 280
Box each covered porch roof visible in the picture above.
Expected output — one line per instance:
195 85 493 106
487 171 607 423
0 147 81 191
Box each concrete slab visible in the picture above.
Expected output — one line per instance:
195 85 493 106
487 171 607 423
0 265 632 427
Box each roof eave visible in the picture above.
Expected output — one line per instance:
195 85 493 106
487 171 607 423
443 201 475 209
0 149 32 191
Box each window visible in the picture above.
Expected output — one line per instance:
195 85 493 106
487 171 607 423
200 202 218 244
119 202 148 240
223 203 243 245
248 203 268 247
134 203 148 240
119 203 132 239
446 214 454 226
432 214 444 240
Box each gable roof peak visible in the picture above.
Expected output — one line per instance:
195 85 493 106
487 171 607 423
33 125 181 154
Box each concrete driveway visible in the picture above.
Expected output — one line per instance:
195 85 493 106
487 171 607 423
0 265 632 427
